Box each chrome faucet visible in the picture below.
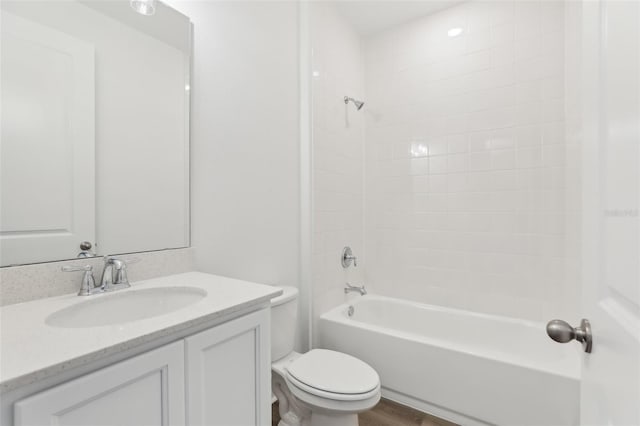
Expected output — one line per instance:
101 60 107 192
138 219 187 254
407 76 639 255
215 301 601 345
344 282 367 296
62 265 100 296
62 256 139 296
100 256 137 292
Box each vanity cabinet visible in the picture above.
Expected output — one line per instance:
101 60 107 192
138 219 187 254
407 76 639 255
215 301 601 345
14 341 185 426
185 309 270 426
10 308 270 426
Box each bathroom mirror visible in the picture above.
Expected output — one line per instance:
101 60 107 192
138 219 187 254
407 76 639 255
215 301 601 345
0 1 191 266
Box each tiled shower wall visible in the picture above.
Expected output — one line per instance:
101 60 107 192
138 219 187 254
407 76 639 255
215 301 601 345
362 1 576 321
311 2 365 340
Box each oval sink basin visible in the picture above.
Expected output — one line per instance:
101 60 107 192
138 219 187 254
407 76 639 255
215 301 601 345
46 287 207 328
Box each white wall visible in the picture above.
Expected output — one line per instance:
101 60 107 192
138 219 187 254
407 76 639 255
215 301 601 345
310 2 365 341
168 2 301 288
362 0 576 321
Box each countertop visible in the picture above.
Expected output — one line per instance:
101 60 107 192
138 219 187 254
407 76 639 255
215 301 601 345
0 271 282 392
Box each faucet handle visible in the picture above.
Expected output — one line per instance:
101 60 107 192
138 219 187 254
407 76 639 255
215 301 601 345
105 256 140 266
341 247 358 268
62 265 93 272
112 257 140 276
62 265 97 296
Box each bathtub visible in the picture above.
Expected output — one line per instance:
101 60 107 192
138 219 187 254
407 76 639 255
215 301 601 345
318 295 580 426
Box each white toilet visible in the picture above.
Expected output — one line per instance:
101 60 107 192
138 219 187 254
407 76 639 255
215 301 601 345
270 286 381 426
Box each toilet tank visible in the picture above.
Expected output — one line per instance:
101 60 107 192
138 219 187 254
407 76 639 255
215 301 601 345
270 286 298 362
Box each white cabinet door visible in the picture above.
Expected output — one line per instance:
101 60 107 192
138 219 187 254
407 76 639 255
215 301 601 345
14 341 185 426
185 309 271 426
0 12 95 266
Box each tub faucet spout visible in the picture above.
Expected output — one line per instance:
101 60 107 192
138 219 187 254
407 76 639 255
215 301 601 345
345 282 367 296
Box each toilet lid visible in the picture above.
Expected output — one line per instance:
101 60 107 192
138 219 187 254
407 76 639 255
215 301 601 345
286 349 379 395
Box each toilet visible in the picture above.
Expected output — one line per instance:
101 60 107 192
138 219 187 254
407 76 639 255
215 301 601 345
270 286 381 426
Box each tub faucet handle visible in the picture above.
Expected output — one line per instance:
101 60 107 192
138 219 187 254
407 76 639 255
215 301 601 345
341 246 357 268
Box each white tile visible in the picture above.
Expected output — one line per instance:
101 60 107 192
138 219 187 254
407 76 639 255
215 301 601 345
428 174 447 192
464 50 492 74
468 151 492 171
465 28 491 53
468 130 492 152
488 128 517 150
412 175 430 192
541 76 564 100
392 141 411 159
468 107 516 131
429 155 448 174
353 0 571 323
490 42 515 67
490 170 519 190
516 80 542 104
447 172 469 192
514 101 542 126
447 134 468 153
409 157 429 175
491 22 514 45
540 0 565 35
514 34 543 61
517 147 543 168
488 1 515 26
448 153 469 173
542 98 565 123
467 171 493 192
427 141 448 156
543 144 566 167
464 1 492 33
514 1 542 29
491 149 516 169
516 125 542 147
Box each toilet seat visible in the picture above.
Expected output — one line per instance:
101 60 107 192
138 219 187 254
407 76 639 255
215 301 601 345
286 371 380 401
283 374 381 415
285 349 380 402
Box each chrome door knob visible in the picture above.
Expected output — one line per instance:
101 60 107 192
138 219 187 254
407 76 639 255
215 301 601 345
546 319 593 353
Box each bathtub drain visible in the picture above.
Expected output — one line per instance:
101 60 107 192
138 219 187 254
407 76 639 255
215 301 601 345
347 305 354 317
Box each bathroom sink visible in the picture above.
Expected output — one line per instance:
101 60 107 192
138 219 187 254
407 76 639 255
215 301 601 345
46 287 207 328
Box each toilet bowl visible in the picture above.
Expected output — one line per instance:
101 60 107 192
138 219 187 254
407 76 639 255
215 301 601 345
271 286 380 426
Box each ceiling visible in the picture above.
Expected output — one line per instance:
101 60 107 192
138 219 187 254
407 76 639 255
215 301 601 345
332 0 466 36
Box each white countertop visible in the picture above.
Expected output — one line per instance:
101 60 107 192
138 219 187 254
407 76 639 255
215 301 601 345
0 271 282 392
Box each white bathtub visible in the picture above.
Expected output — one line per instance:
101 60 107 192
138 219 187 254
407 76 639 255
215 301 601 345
318 296 580 426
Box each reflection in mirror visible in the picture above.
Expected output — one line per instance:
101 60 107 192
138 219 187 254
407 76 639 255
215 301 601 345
0 1 191 266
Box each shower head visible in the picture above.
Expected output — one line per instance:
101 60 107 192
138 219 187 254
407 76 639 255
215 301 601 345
344 96 364 111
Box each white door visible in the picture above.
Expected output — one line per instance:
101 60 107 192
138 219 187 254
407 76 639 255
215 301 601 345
14 341 186 426
579 1 640 425
0 11 95 266
185 309 271 426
